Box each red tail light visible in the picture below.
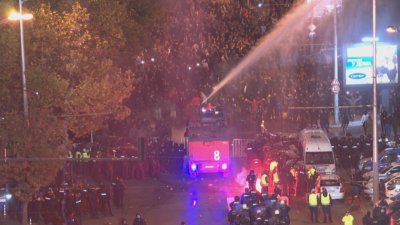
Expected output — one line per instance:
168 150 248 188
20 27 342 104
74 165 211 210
340 188 344 193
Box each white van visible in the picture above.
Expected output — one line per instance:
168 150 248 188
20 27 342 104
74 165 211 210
299 128 336 174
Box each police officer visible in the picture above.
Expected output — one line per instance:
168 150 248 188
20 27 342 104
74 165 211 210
274 184 282 196
320 188 333 223
342 210 354 225
281 168 294 196
228 202 238 224
261 169 270 193
364 135 373 157
74 194 83 225
378 134 388 153
116 178 126 209
308 189 319 223
133 213 146 225
75 149 82 176
98 184 114 216
307 167 317 192
82 148 90 176
111 176 119 206
79 185 88 216
65 212 80 225
241 188 252 204
45 193 58 225
339 137 348 169
297 165 306 196
350 138 360 169
247 170 256 191
331 137 339 157
279 200 290 224
88 188 99 219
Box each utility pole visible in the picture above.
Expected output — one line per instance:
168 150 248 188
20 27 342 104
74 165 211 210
333 0 339 124
372 0 379 204
19 0 28 118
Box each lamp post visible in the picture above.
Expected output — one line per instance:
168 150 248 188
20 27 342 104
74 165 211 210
372 0 379 204
8 1 33 119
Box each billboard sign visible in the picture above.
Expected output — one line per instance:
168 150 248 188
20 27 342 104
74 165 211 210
343 43 398 87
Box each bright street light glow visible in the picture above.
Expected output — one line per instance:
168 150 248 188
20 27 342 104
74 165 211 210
362 37 379 42
386 26 398 33
8 13 33 21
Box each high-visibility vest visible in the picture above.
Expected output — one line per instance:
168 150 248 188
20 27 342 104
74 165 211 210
342 214 354 225
270 161 278 172
273 172 279 183
82 152 90 162
309 193 317 207
261 174 268 186
308 168 316 179
321 193 330 206
290 168 297 178
76 151 82 161
68 151 73 158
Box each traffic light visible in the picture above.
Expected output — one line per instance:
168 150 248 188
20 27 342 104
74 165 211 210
137 137 145 162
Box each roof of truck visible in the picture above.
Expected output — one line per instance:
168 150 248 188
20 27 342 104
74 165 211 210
300 129 332 152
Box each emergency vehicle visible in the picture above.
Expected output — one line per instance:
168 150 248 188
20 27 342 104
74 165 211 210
299 129 336 174
315 174 345 202
186 106 229 177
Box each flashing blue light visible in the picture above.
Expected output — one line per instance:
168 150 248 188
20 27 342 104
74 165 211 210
201 108 206 113
191 164 197 171
258 3 262 7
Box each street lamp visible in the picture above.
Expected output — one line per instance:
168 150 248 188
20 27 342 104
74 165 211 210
386 26 399 33
8 1 34 119
8 13 33 21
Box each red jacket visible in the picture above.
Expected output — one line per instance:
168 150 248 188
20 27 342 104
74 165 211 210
246 99 264 111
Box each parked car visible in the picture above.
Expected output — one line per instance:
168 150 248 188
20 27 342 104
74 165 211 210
315 174 345 202
363 162 400 181
364 173 400 197
361 148 400 175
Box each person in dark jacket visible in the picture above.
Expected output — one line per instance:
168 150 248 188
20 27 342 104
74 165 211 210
362 211 372 225
98 184 114 216
116 178 126 209
342 113 350 135
133 213 146 225
65 213 80 225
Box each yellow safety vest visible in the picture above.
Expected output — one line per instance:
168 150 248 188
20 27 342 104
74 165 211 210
261 174 268 186
308 168 316 179
342 214 354 225
68 151 73 158
270 161 278 172
309 193 317 207
321 193 330 206
82 152 90 162
273 172 279 183
75 151 82 161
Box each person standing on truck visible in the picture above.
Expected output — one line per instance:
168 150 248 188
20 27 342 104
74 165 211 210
247 170 256 191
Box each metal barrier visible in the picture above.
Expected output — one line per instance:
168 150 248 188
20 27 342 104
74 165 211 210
232 139 253 157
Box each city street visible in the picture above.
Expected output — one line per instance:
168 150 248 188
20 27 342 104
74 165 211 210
1 116 381 225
